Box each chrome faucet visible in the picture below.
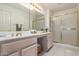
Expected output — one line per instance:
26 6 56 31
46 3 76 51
16 33 22 36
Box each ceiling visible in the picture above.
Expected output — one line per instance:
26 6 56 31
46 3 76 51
38 3 77 13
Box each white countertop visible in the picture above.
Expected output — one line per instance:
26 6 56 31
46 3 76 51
0 31 51 44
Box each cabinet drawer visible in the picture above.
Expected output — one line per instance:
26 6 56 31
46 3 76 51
22 44 37 56
8 51 20 56
1 37 37 56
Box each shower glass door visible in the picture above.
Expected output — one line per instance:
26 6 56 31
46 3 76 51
52 12 77 46
61 13 77 46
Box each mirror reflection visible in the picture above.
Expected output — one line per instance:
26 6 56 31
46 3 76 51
31 10 45 31
0 3 45 32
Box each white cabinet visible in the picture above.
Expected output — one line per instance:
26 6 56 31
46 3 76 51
40 33 53 51
22 44 37 56
0 37 37 56
0 33 52 56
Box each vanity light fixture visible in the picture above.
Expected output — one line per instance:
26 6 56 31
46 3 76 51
20 3 33 10
30 3 43 14
30 3 43 11
20 3 43 14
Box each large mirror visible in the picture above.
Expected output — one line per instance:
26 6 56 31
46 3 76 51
0 3 45 32
0 3 30 31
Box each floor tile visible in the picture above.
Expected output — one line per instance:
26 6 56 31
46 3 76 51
43 43 79 56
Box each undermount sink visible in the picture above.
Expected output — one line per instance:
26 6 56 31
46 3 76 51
0 34 6 37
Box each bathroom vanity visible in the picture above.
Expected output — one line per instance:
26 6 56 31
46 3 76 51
0 32 53 56
0 3 52 56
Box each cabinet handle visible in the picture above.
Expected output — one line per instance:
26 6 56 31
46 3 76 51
61 32 62 42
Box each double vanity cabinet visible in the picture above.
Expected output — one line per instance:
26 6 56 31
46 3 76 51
0 32 53 56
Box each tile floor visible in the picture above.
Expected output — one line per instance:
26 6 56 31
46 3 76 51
43 43 79 56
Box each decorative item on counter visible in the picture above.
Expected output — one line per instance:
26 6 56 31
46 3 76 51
45 28 48 32
30 30 37 34
41 28 43 31
44 28 48 32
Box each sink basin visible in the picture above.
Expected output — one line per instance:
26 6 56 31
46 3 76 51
0 34 6 37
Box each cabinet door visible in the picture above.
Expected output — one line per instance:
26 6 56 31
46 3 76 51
1 38 37 56
47 33 53 49
22 44 37 56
